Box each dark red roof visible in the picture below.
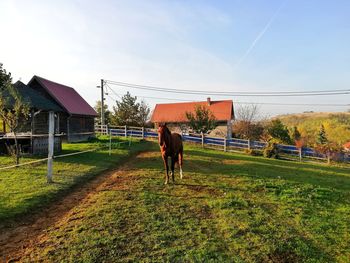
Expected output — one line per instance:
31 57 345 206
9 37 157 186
151 99 234 123
28 76 97 116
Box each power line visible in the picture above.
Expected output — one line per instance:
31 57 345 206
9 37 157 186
106 84 349 107
105 80 350 97
105 83 122 99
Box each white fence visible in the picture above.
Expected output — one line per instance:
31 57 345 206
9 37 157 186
96 125 350 163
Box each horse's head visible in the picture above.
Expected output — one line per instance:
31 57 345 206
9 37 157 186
157 123 169 148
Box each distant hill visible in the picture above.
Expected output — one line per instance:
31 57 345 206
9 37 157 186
275 112 350 146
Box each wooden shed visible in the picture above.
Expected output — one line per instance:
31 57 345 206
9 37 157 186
27 76 98 142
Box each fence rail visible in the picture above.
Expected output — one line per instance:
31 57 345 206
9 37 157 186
99 125 350 163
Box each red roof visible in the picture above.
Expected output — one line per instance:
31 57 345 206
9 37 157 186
28 76 97 116
151 99 234 123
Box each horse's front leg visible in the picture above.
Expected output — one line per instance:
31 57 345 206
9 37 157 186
171 156 175 183
163 155 169 184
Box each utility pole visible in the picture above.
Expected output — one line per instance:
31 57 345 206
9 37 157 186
100 79 105 127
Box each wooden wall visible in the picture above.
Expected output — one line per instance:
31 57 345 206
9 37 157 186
67 115 95 142
32 136 62 155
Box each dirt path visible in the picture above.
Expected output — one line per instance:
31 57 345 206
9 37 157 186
0 151 151 262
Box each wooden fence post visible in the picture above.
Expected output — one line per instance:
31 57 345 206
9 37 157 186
248 139 251 150
299 148 302 162
224 138 227 152
47 111 54 183
142 127 145 140
124 125 127 137
201 132 204 148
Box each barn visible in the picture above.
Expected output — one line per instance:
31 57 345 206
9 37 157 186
27 76 97 142
151 98 234 138
0 76 97 155
0 81 64 154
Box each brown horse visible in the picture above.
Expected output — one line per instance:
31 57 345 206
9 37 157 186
157 124 184 184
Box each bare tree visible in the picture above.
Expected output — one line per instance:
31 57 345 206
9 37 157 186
233 104 264 140
235 104 261 122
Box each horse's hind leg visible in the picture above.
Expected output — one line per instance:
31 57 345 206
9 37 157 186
179 151 183 179
171 157 175 183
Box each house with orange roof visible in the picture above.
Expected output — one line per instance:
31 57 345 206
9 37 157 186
151 98 234 138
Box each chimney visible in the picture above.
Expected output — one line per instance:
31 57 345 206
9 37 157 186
207 97 211 106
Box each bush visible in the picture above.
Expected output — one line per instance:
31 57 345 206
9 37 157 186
265 119 292 145
263 142 279 159
244 148 261 156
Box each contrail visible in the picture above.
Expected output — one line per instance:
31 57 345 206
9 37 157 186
234 0 288 69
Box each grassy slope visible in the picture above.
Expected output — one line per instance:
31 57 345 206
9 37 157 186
24 143 350 262
277 112 350 145
0 137 149 223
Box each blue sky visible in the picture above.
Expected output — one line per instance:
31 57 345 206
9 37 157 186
0 0 349 116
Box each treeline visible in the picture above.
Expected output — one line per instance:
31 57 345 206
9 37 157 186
277 112 350 146
95 92 151 128
233 105 350 148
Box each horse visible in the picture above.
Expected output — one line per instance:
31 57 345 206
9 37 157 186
157 124 184 184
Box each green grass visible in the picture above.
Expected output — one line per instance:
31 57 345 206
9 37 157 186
22 142 350 262
0 136 149 223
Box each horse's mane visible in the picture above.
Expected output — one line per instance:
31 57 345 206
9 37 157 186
163 126 172 148
164 126 171 136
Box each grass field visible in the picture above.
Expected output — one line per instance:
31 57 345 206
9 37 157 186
0 136 148 223
17 142 350 262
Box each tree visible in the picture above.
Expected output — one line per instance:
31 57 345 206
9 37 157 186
138 100 150 127
235 104 261 123
0 64 30 164
316 124 328 145
185 105 217 134
314 124 341 164
290 126 302 142
233 104 264 140
233 121 264 140
290 126 304 161
94 100 111 126
265 119 292 144
111 92 140 126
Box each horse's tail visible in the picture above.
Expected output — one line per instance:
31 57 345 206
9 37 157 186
173 133 183 163
177 134 183 165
